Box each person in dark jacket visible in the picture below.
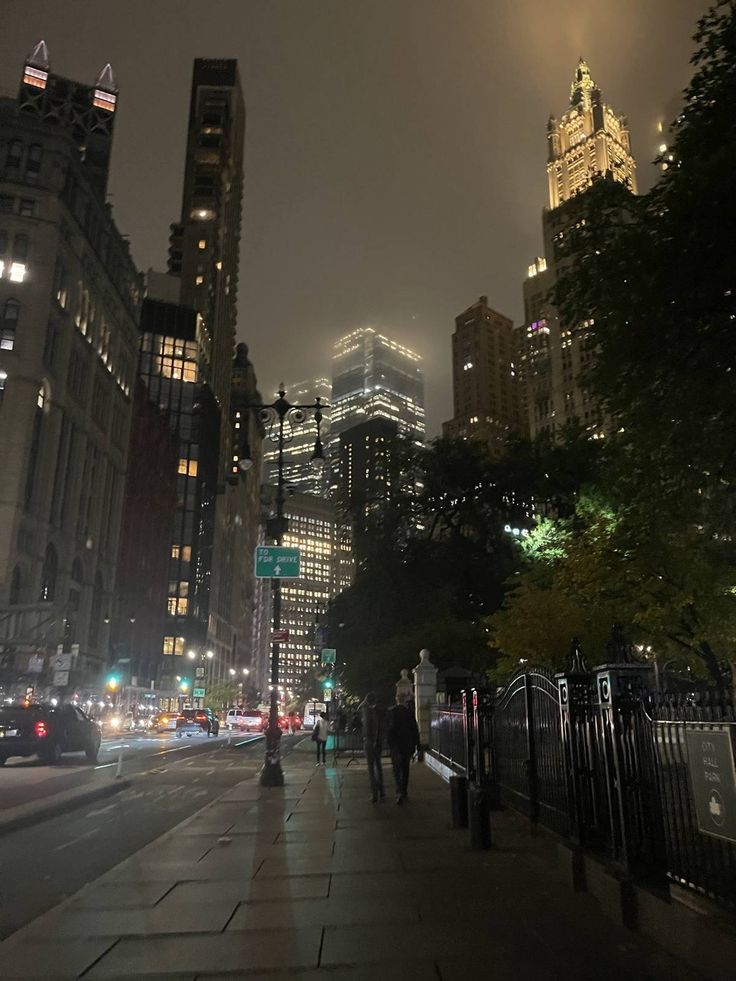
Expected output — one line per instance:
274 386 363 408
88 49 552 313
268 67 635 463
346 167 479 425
358 692 384 802
386 697 420 804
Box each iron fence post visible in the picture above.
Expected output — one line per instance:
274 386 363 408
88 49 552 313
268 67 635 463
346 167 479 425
594 660 657 873
523 673 539 830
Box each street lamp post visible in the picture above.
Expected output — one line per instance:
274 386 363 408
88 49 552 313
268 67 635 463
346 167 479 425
187 648 214 708
239 386 326 787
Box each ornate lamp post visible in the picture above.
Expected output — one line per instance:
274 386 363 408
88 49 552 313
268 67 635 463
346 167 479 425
239 386 326 786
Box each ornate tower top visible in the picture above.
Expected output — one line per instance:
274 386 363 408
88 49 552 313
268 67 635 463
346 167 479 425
546 60 637 209
570 58 596 107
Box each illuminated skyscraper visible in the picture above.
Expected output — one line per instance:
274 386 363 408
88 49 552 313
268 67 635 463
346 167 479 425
442 296 523 455
517 60 636 439
263 377 332 497
331 328 424 443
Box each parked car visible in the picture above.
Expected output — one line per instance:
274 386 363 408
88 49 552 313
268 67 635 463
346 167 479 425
225 709 264 732
176 708 219 737
0 703 101 766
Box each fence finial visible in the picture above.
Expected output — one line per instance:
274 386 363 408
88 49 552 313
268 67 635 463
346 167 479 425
568 637 588 673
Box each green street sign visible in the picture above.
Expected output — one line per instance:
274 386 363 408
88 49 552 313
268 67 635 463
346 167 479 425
193 687 206 699
254 546 301 579
321 648 336 665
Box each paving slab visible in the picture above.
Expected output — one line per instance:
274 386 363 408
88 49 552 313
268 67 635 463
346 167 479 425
85 928 323 977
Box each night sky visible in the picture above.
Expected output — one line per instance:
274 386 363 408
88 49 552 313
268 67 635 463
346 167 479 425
1 1 707 434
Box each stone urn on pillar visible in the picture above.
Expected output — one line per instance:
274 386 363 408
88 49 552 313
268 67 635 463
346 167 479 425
413 649 437 749
395 668 413 704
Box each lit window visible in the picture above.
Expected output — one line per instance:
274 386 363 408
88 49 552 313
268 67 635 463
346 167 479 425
171 545 180 559
198 239 206 250
23 66 47 89
93 89 117 112
463 362 473 371
178 458 198 477
9 263 26 283
195 275 204 285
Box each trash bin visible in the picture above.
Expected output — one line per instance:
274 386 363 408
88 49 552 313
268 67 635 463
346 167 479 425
449 774 469 828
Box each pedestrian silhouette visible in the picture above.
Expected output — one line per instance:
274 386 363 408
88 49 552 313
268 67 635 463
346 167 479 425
358 692 384 802
386 697 420 804
313 711 329 766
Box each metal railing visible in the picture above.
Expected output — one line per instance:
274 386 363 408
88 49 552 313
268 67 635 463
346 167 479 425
429 704 467 773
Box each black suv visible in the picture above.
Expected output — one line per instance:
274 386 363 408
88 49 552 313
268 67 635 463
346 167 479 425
0 704 102 765
176 708 220 737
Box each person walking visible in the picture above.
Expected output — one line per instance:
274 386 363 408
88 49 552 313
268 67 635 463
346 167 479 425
386 697 420 804
358 692 385 802
313 711 329 766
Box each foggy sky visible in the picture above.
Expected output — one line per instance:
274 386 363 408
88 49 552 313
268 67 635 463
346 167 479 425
1 1 708 434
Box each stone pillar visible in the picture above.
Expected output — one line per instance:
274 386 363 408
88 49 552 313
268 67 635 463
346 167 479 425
413 649 437 748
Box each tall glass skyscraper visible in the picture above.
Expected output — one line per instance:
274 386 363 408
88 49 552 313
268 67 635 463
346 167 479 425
331 328 425 444
262 377 331 497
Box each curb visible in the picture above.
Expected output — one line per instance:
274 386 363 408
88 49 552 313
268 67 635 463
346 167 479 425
0 778 132 836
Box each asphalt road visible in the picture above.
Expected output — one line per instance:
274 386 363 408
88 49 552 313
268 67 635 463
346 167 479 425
0 733 302 940
0 729 249 812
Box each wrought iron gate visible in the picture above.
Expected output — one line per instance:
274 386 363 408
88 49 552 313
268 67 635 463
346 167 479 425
493 666 570 835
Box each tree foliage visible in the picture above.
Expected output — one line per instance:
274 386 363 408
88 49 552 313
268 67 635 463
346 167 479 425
491 3 736 688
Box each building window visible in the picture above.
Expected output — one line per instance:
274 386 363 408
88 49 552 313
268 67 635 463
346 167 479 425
26 144 42 178
9 566 22 605
88 572 104 648
0 195 13 213
163 635 185 656
9 262 26 283
178 458 198 477
0 369 6 402
13 234 29 259
18 199 35 218
198 239 206 250
6 141 22 169
39 544 58 601
1 299 19 351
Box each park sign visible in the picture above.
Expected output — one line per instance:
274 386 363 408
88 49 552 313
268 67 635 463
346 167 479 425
254 546 301 579
685 726 736 844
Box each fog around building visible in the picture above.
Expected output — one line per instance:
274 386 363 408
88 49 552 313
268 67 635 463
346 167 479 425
0 0 707 434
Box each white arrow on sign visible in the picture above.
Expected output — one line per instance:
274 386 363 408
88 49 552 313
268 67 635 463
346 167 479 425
274 564 281 575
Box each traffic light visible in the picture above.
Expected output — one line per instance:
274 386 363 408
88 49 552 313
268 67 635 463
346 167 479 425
322 676 334 690
105 673 121 692
179 678 191 693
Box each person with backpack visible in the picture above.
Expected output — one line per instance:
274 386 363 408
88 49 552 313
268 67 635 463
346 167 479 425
358 692 385 802
312 711 329 766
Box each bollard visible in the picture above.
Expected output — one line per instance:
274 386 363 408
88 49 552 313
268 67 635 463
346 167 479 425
468 784 492 849
449 775 469 828
115 745 124 779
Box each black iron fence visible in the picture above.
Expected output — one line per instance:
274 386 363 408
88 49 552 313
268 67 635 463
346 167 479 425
427 657 736 913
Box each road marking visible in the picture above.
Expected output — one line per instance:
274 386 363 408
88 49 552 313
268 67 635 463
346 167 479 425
94 762 115 770
84 803 116 819
54 828 99 852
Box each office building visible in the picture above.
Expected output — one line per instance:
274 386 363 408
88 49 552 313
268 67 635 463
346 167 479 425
264 491 353 695
111 382 178 688
136 60 260 685
136 297 219 682
442 296 523 454
517 60 637 439
262 377 332 497
331 327 424 443
0 45 141 694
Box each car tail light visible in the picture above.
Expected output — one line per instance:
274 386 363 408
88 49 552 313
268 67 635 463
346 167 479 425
34 720 48 738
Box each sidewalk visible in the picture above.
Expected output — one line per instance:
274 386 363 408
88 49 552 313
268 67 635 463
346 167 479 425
0 738 706 980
